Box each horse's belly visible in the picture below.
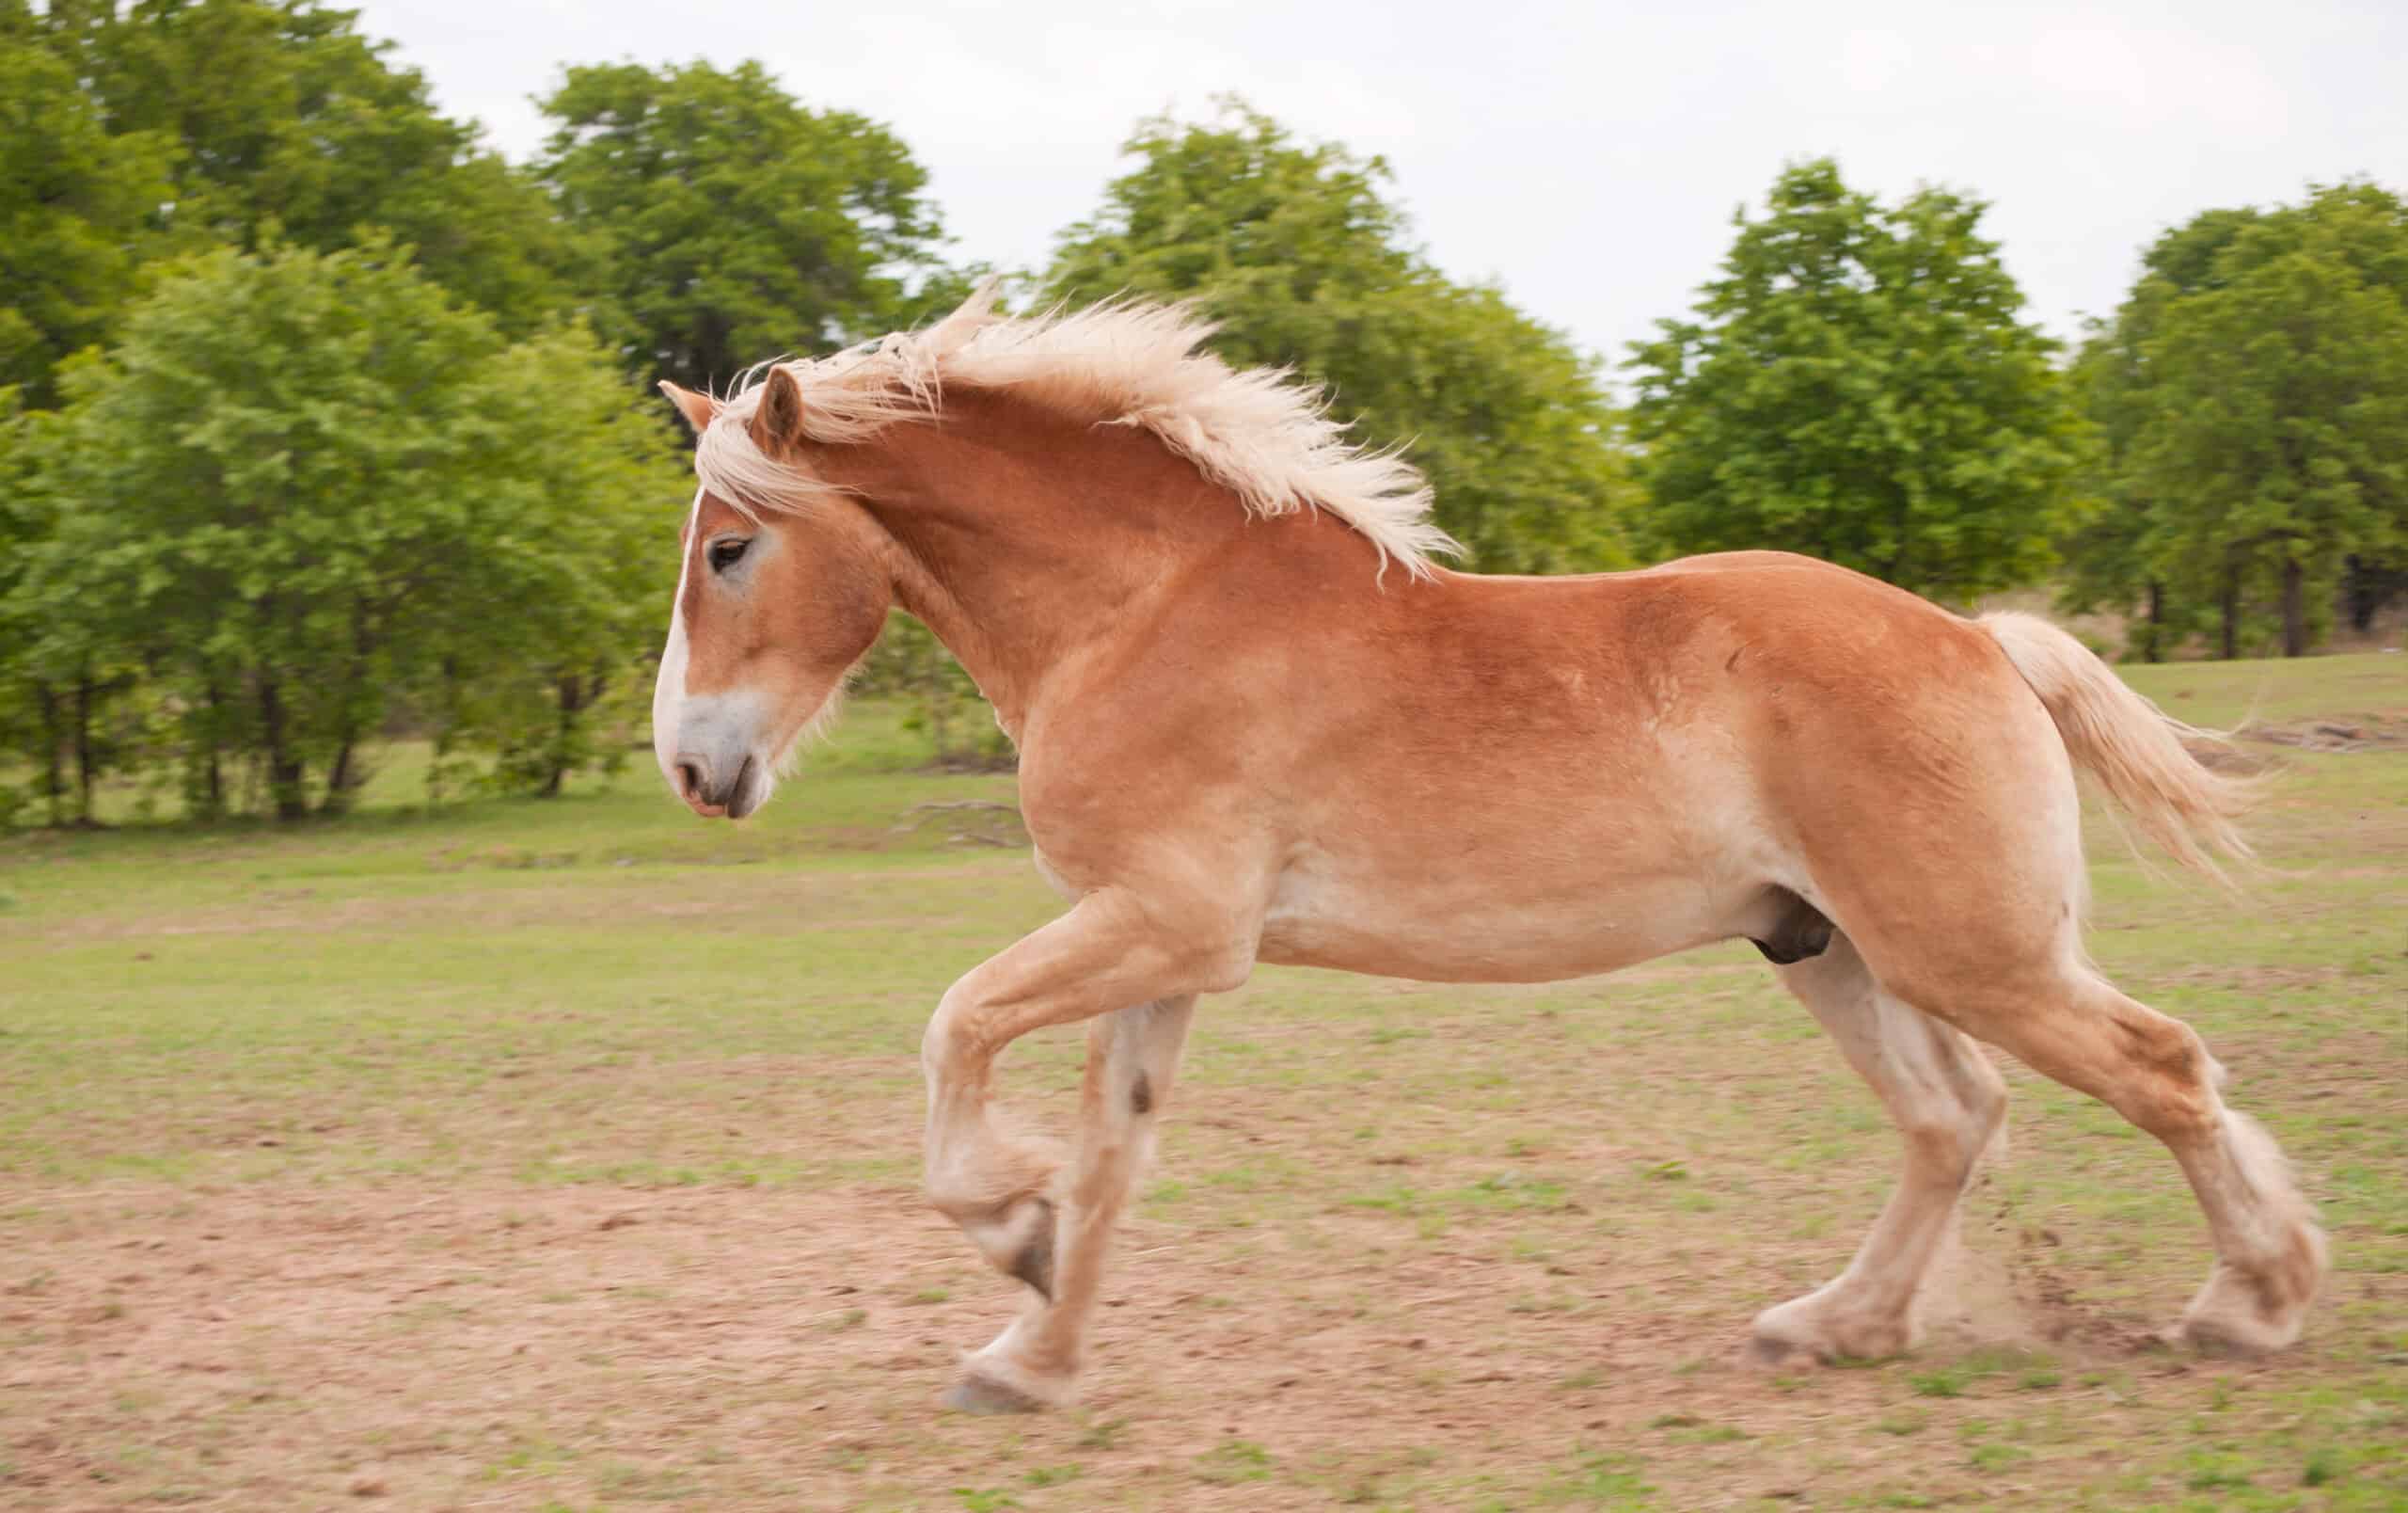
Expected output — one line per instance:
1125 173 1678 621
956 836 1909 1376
1255 859 1738 984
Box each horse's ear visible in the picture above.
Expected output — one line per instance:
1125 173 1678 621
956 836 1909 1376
659 381 717 437
747 365 807 454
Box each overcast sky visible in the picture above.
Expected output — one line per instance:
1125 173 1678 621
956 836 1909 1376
354 0 2403 379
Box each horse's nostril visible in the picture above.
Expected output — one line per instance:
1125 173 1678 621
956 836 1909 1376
674 759 705 798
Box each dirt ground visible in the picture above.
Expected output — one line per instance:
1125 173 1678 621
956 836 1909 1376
6 1167 2393 1513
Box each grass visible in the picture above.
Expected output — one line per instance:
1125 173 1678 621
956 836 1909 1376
0 658 2402 1510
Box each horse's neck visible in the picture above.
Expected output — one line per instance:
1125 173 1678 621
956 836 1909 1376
854 394 1264 730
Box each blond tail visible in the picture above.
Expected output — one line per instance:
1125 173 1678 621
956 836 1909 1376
1979 612 2256 884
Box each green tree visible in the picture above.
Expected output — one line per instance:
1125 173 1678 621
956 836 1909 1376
0 389 58 824
1 389 146 825
427 325 687 798
1047 101 1634 574
0 5 177 406
1627 159 2089 601
30 0 575 335
536 59 946 390
2105 183 2408 658
2061 210 2263 660
22 242 679 821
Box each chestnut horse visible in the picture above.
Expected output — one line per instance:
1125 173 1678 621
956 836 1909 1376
647 286 2324 1412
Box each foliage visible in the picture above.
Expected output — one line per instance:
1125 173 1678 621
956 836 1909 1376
28 0 578 334
1047 100 1635 574
0 388 55 822
1627 158 2090 602
422 324 687 798
0 6 178 406
536 58 947 391
16 242 682 820
2073 183 2408 657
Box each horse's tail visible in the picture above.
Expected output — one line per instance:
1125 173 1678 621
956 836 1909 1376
1979 611 2256 884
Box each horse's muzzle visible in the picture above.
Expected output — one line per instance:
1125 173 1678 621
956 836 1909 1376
671 751 760 820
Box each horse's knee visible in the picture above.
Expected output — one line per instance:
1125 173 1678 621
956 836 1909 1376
920 1133 986 1216
923 979 987 1075
925 1141 1055 1224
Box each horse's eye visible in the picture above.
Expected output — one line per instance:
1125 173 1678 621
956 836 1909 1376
707 537 752 574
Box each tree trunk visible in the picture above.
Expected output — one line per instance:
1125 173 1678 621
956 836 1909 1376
320 611 379 816
72 675 97 824
540 672 589 799
200 679 226 820
2143 581 2163 664
258 677 308 821
2220 566 2241 661
321 735 358 815
2280 557 2306 658
33 680 65 827
2342 554 2403 633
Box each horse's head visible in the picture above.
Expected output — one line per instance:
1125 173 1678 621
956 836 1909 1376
651 373 893 820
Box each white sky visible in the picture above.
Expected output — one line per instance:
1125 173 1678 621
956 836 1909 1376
355 0 2405 379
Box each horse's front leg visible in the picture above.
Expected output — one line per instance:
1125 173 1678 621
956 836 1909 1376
920 887 1241 1410
944 995 1197 1413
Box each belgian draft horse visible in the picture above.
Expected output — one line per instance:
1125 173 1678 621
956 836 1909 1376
644 286 2323 1412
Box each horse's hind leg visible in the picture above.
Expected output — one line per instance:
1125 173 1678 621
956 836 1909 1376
1923 966 2327 1354
1753 934 2007 1363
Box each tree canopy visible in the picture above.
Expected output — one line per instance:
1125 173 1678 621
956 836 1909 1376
2071 183 2408 657
18 243 681 820
0 6 177 406
1047 101 1636 574
536 59 947 391
22 0 578 335
1626 159 2090 602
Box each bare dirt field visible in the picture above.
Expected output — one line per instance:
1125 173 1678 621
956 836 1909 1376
3 662 2402 1510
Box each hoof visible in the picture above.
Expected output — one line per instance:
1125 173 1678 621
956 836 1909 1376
2166 1308 2294 1360
2171 1235 2324 1359
943 1371 1048 1415
1750 1296 1910 1366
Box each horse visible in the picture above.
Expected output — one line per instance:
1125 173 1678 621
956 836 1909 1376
644 284 2326 1413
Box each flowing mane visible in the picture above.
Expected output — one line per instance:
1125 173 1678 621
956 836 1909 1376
691 281 1459 579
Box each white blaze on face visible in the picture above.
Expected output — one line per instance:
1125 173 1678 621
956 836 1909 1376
651 486 704 787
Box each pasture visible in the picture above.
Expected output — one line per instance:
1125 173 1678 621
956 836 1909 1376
1 658 2401 1511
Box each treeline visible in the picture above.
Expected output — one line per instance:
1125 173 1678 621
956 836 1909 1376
2060 184 2408 658
0 4 2401 824
0 4 956 823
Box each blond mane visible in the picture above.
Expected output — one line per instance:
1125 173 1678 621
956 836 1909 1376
691 280 1458 579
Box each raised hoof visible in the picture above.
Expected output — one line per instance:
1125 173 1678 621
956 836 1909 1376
943 1372 1048 1415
